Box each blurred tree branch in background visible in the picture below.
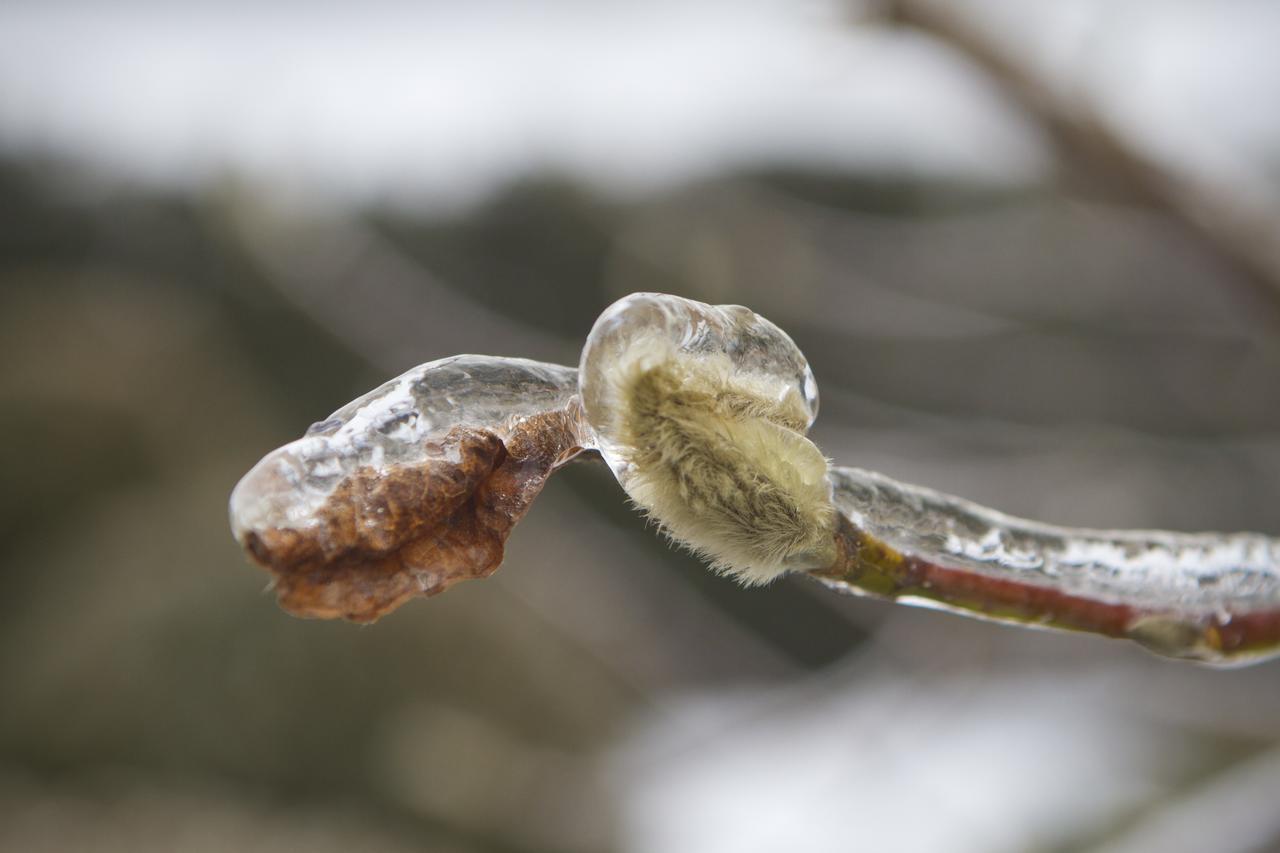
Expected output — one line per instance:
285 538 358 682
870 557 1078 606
886 0 1280 331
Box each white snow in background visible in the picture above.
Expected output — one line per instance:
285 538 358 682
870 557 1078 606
612 667 1191 853
953 0 1280 208
0 0 1046 210
2 1 1275 211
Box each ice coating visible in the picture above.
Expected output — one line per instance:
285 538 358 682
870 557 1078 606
228 355 587 621
227 291 1280 661
229 355 582 542
576 293 837 583
829 467 1280 610
578 292 820 482
816 466 1280 663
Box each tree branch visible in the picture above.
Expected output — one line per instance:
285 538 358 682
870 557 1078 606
887 0 1280 329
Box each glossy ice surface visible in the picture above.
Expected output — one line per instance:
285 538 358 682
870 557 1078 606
229 293 1280 662
829 467 1280 614
579 292 820 483
819 466 1280 663
229 355 581 542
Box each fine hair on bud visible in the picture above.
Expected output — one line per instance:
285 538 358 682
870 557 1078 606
610 335 837 585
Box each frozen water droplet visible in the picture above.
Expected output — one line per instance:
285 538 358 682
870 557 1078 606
578 292 820 482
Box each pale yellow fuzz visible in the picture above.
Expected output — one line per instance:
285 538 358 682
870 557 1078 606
609 339 837 585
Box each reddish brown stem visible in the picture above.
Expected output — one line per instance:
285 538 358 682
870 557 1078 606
812 515 1280 664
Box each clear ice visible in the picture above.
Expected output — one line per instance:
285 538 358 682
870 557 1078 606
828 466 1280 615
230 293 1280 662
229 355 582 543
578 291 820 491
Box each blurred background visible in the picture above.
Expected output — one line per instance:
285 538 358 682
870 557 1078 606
3 1 1280 850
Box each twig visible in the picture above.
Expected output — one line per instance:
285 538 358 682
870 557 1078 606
887 0 1280 328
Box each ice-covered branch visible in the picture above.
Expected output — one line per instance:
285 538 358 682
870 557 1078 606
815 467 1280 664
229 356 586 620
230 293 1280 664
